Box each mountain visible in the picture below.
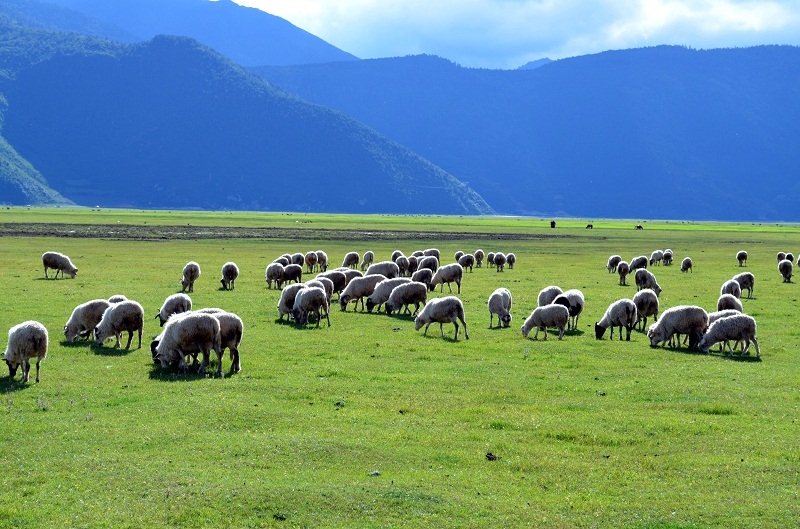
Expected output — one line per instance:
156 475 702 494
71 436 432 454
43 0 358 66
0 0 136 42
254 47 800 221
518 58 551 70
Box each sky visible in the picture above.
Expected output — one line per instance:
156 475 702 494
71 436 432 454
233 0 800 69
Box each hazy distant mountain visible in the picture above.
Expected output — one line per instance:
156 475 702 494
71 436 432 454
254 46 800 220
517 58 552 70
0 0 136 42
43 0 358 66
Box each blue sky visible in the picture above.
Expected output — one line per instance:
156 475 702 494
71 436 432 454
234 0 800 68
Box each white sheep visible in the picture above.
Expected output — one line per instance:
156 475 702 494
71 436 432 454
308 276 334 302
552 289 585 330
617 261 630 285
391 250 405 262
777 251 786 262
487 287 512 328
316 270 348 299
94 300 144 349
606 255 622 273
108 294 127 303
698 314 759 357
521 304 569 340
493 252 507 272
506 253 516 269
315 250 328 272
720 279 742 299
265 262 285 289
706 309 743 352
454 251 465 262
632 289 659 331
458 254 475 272
411 268 433 289
154 312 223 376
662 250 674 266
365 260 400 279
282 264 303 285
396 255 410 276
220 262 239 290
292 286 331 327
305 251 319 273
42 251 78 279
417 256 439 273
778 259 793 283
385 282 428 315
717 294 743 312
595 298 637 341
155 293 192 327
360 251 375 271
634 269 662 296
423 248 441 261
366 277 411 313
474 249 485 268
342 251 360 269
414 296 469 340
537 285 563 307
649 250 664 266
4 321 48 383
290 253 305 266
339 274 386 311
732 272 755 299
277 283 307 321
736 250 748 267
429 263 463 294
181 261 201 292
64 299 111 342
209 311 243 373
629 255 648 271
647 305 708 349
680 257 693 273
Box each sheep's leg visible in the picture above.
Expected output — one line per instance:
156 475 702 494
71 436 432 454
44 266 49 279
113 332 121 348
446 282 452 293
124 330 134 349
557 325 565 340
452 319 459 340
215 345 224 378
35 357 41 383
198 348 209 375
489 313 494 328
22 359 30 383
542 326 548 340
456 280 461 294
314 308 321 328
459 316 469 339
439 322 445 338
424 323 431 336
175 349 189 373
750 337 760 357
412 302 420 316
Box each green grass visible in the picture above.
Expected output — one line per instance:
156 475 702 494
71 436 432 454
1 208 799 528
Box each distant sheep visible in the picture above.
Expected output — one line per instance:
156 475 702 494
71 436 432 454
777 251 786 262
617 261 630 285
787 252 795 264
717 293 743 312
411 268 433 289
307 277 334 303
305 251 319 273
155 293 192 326
154 312 223 376
365 260 400 279
423 248 441 261
506 253 516 269
629 255 648 272
414 296 469 340
487 287 512 328
537 285 563 307
4 321 48 383
429 263 463 293
778 259 793 283
277 283 307 322
290 253 305 266
493 252 507 272
595 298 637 341
521 304 569 340
487 252 496 268
720 279 742 299
181 261 201 292
315 250 328 272
220 262 239 290
265 262 285 289
406 255 419 275
680 257 693 273
649 250 664 266
474 249 485 268
282 264 303 285
211 311 243 373
732 272 755 299
698 314 759 357
552 289 585 330
366 277 411 313
292 286 331 327
632 288 659 331
391 250 405 262
339 274 386 311
385 282 428 315
360 251 375 271
634 268 662 296
662 250 674 266
458 254 475 272
736 250 748 267
94 300 144 349
273 256 290 267
108 294 127 303
396 255 410 276
417 256 439 273
339 268 364 286
454 251 465 262
647 305 708 349
607 255 622 273
42 251 78 279
316 270 347 299
342 251 360 269
64 299 111 342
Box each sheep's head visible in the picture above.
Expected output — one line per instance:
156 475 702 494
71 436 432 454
594 323 606 340
414 316 424 331
339 295 351 311
6 359 19 378
365 298 376 313
501 314 512 328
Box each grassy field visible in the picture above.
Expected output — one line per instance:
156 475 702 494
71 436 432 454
0 208 798 528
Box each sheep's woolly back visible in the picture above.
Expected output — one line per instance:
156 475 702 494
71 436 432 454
4 320 48 364
717 294 743 312
488 287 513 327
411 268 433 286
64 299 112 341
732 272 755 298
521 304 569 339
647 305 708 347
157 293 192 325
458 254 475 271
680 257 692 272
698 314 759 356
778 259 793 282
340 274 387 310
597 299 637 330
367 278 412 312
430 263 463 293
629 255 648 270
108 294 127 303
316 271 347 295
632 288 659 329
607 255 621 272
634 269 662 294
365 261 400 279
342 251 359 268
360 251 374 271
183 262 201 280
707 309 741 326
266 262 285 288
155 312 221 370
417 256 439 273
537 286 563 307
414 296 468 339
386 282 428 315
95 300 145 348
278 283 307 318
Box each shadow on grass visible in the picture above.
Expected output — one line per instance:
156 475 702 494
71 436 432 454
91 341 140 356
0 375 36 393
148 358 234 381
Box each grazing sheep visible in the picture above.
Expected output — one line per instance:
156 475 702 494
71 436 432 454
290 253 305 266
411 250 425 258
366 278 411 313
521 304 570 340
708 309 741 326
736 250 748 267
662 250 674 266
365 261 400 279
155 312 223 376
634 269 662 296
315 250 328 272
396 255 410 276
339 268 364 286
717 293 743 312
720 279 742 299
411 268 433 289
629 255 648 272
458 253 475 272
342 251 360 269
42 251 78 279
219 262 239 290
155 293 192 327
487 287 513 328
339 274 386 311
487 252 496 268
305 251 319 273
595 298 637 341
385 282 428 315
273 256 290 267
777 251 786 262
617 261 630 285
391 250 405 262
732 272 755 299
282 264 303 285
316 270 347 299
4 321 48 383
407 255 419 275
210 311 243 373
360 251 375 271
607 255 622 273
181 261 201 292
650 250 664 266
647 305 708 349
108 294 127 303
292 286 331 327
277 283 306 322
698 314 759 357
494 252 507 272
64 299 112 342
423 248 441 261
787 252 795 264
417 256 439 273
680 257 693 273
506 253 516 269
632 288 659 331
537 285 563 307
779 259 793 283
552 289 585 330
94 300 144 349
429 263 463 294
454 251 465 262
308 277 334 302
414 296 469 340
474 249 485 268
266 262 285 289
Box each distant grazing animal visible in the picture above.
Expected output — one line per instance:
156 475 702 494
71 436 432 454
736 250 748 267
550 221 556 228
635 224 643 230
305 251 319 273
342 251 359 269
778 259 793 283
634 268 662 296
155 293 192 327
487 287 513 328
629 255 648 272
385 282 428 316
315 250 328 272
429 263 463 293
586 224 593 229
458 254 475 273
617 261 630 285
647 305 708 349
42 251 78 279
606 255 622 273
595 298 637 341
506 253 516 269
181 261 201 292
537 285 563 307
632 289 659 331
680 257 693 273
474 249 485 268
154 312 223 376
219 262 239 290
265 262 285 289
731 272 755 299
360 251 375 271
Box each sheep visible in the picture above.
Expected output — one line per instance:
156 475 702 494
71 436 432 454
411 250 425 258
366 277 411 313
493 252 507 272
650 250 664 266
396 255 410 276
391 250 405 262
646 305 708 349
406 255 419 275
506 253 516 269
277 283 306 322
411 268 433 289
342 251 359 269
266 262 285 289
736 250 748 267
292 286 331 327
537 285 563 307
155 293 192 327
181 261 201 292
94 300 144 349
617 261 630 285
787 252 795 264
454 251 465 262
360 251 375 271
417 256 439 273
717 293 743 312
42 251 78 279
487 287 512 328
680 257 693 273
154 309 243 373
474 249 485 268
282 264 303 285
314 250 328 272
777 251 786 262
64 299 112 342
429 263 463 294
487 252 496 268
552 289 585 330
365 260 400 279
458 253 475 272
308 276 334 302
698 314 759 357
220 262 239 290
423 248 441 261
632 288 659 331
779 259 793 283
629 255 648 272
305 251 319 273
280 253 292 262
273 256 290 267
316 270 347 299
595 298 637 341
414 296 468 340
662 250 674 266
339 274 386 311
154 312 223 376
386 282 428 316
521 304 569 340
708 309 741 326
4 321 48 383
290 253 305 266
634 269 662 296
108 294 127 303
340 268 364 286
720 279 742 299
607 255 622 273
732 272 755 299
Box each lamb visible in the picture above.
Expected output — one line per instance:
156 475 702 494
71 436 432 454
698 314 759 357
736 250 748 267
265 262 285 289
411 268 433 289
94 300 144 349
342 251 360 269
732 272 755 299
386 282 428 316
717 293 743 312
220 262 239 290
365 261 400 279
429 263 463 293
552 289 585 330
292 286 331 327
414 296 469 340
154 293 192 326
423 248 441 261
649 250 664 266
64 299 112 342
606 255 622 273
315 250 328 272
4 321 48 383
632 288 659 331
42 251 78 279
305 251 319 273
778 259 793 283
277 283 307 322
474 249 485 268
506 253 516 269
181 261 201 292
290 253 305 266
360 251 375 271
417 256 439 273
537 285 563 307
646 305 708 349
339 274 386 311
634 269 662 296
595 298 637 341
487 287 512 328
366 277 411 313
154 312 223 376
395 256 410 276
316 270 347 298
108 294 127 303
282 264 303 285
458 253 475 272
493 252 507 272
720 279 742 298
680 257 693 273
617 261 630 285
521 304 570 340
629 255 648 272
